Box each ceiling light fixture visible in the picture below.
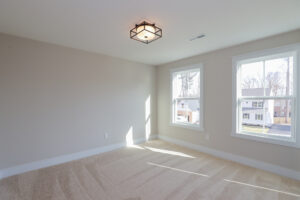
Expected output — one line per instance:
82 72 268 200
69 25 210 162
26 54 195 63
130 21 162 44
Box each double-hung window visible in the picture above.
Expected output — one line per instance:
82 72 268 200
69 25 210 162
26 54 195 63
171 64 203 130
233 44 300 147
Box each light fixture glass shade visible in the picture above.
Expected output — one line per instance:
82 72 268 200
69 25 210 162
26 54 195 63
136 25 155 41
130 21 162 44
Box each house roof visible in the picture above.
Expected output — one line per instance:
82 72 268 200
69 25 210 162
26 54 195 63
242 107 264 111
242 88 271 96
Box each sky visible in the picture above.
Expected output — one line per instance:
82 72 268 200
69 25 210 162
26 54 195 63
241 56 293 95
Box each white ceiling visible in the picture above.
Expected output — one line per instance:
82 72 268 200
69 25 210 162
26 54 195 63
0 0 300 65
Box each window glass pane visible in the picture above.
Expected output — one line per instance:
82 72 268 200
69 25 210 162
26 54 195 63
175 99 199 125
265 57 293 96
173 70 200 98
187 71 200 97
241 61 264 97
241 99 292 137
267 99 292 137
237 51 296 143
241 99 267 134
243 113 250 119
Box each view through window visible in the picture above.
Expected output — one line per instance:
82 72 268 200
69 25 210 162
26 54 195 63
171 66 202 129
237 53 295 139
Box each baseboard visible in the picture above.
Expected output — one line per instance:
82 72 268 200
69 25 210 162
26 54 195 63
0 135 158 180
158 135 300 181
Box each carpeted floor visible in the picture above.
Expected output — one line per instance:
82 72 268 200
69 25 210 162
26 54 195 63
0 140 300 200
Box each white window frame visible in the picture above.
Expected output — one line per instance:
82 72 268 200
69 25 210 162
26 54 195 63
232 44 300 148
170 64 204 131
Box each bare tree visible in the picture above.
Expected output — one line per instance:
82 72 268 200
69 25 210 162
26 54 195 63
265 72 282 96
179 73 188 97
179 72 198 97
242 73 263 89
242 77 255 89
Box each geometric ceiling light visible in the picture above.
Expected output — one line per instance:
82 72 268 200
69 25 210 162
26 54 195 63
130 21 162 44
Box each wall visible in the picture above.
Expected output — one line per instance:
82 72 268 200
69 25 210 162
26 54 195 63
157 29 300 172
0 33 157 170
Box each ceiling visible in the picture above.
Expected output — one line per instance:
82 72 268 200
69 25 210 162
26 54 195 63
0 0 300 65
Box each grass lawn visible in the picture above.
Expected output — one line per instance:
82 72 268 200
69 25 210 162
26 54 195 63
242 125 269 133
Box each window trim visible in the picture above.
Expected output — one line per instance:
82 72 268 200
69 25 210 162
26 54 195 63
170 64 204 131
232 43 300 148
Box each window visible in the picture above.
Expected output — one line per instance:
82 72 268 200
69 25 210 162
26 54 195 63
258 102 264 108
252 102 258 108
243 113 250 119
255 114 263 121
171 64 203 130
233 44 300 147
252 101 263 108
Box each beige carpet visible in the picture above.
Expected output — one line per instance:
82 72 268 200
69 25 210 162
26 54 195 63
0 140 300 200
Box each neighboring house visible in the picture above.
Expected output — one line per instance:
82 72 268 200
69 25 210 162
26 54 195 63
274 99 291 117
176 100 199 124
241 88 274 127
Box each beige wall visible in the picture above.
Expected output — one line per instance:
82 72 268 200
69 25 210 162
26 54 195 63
157 29 300 172
0 33 157 169
1 29 300 173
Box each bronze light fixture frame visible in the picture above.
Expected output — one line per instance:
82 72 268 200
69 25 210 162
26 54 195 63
130 21 162 44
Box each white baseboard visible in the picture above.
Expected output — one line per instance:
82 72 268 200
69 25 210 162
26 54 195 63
0 135 158 180
158 135 300 181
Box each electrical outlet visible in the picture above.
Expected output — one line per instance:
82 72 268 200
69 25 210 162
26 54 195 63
104 132 108 139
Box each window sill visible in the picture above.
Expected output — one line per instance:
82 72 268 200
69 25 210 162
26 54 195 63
232 131 299 148
170 122 204 132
